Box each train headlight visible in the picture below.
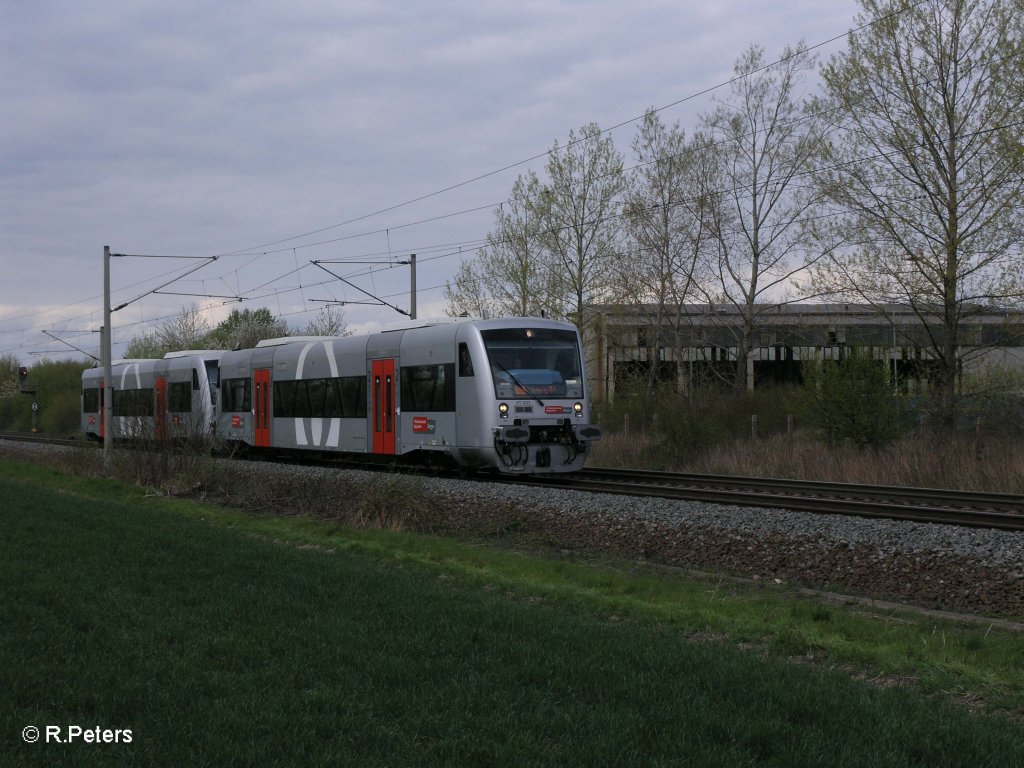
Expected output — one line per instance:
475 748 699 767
498 402 509 419
573 402 583 417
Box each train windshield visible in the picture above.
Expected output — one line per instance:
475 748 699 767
480 328 583 400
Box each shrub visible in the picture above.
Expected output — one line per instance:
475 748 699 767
594 381 803 467
799 351 909 449
0 358 91 433
957 364 1024 438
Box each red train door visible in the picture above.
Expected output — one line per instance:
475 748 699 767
371 359 396 455
254 368 271 448
154 377 167 440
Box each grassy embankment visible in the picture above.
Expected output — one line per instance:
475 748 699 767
3 458 1024 766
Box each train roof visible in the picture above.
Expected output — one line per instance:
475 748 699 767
163 350 225 359
253 317 577 348
255 336 344 348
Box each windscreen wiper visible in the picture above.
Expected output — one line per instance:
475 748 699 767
496 363 545 407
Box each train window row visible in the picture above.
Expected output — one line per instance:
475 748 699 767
113 388 155 417
274 376 367 419
90 362 458 418
83 384 193 413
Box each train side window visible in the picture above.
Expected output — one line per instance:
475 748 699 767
339 376 367 418
400 364 455 411
222 378 251 412
458 343 474 377
273 379 288 415
322 378 342 418
169 381 192 412
112 388 154 417
82 388 99 413
305 379 327 418
275 376 366 418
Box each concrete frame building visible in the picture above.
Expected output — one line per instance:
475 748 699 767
583 303 1024 401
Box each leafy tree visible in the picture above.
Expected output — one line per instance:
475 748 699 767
810 0 1024 429
957 363 1024 437
0 358 90 433
206 307 288 350
695 42 826 393
0 353 20 397
444 258 499 319
123 333 166 360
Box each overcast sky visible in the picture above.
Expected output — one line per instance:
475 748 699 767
0 0 861 364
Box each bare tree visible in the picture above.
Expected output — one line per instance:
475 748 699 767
810 0 1024 428
156 304 211 350
444 258 500 319
446 124 625 328
619 110 713 396
696 42 826 392
124 304 212 358
302 305 350 336
537 123 627 333
445 173 560 318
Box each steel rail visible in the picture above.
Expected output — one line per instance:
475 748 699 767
577 467 1024 513
4 430 1022 530
0 430 85 447
515 467 1024 532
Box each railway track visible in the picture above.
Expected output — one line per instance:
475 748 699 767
0 430 85 447
517 466 1024 532
3 430 1022 531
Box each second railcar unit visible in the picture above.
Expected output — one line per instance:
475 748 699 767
82 351 223 441
216 317 601 472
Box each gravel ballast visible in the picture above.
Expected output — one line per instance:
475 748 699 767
240 459 1024 620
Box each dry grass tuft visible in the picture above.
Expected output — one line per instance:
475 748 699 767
591 431 1024 493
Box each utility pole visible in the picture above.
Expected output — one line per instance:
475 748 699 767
409 253 417 320
102 245 113 466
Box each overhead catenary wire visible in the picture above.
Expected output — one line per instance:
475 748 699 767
7 0 1014 357
214 0 934 261
0 2 938 351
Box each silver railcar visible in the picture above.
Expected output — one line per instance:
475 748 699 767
81 351 222 441
215 317 601 472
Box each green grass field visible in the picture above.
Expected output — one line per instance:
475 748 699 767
2 458 1023 767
